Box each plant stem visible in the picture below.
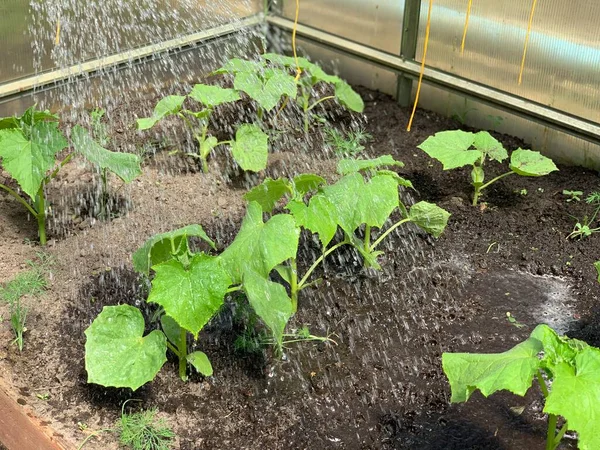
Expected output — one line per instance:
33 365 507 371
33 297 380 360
546 414 558 450
0 183 38 216
472 171 514 206
290 258 298 313
552 423 568 449
364 225 371 253
536 371 564 450
178 328 188 381
298 240 349 289
35 184 47 246
100 167 108 219
370 218 411 252
47 153 73 181
226 285 242 294
307 95 336 112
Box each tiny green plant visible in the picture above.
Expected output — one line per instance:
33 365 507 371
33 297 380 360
118 402 175 450
567 191 600 240
442 324 600 450
0 105 69 245
418 130 558 206
324 128 372 157
137 85 268 173
563 190 583 202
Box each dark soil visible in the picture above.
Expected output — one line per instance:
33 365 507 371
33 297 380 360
0 87 599 450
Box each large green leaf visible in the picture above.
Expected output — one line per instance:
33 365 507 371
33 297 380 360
71 126 141 183
530 324 586 369
286 196 338 248
292 174 326 195
84 305 167 390
0 122 67 200
244 178 292 213
187 351 213 377
334 81 364 112
337 155 404 175
442 337 543 403
147 254 231 338
188 84 240 108
544 347 600 450
213 58 264 75
417 130 481 170
361 175 400 228
132 225 215 275
220 202 300 284
509 149 558 177
473 131 508 162
243 270 293 349
408 201 451 238
137 95 186 130
230 124 269 172
234 71 297 111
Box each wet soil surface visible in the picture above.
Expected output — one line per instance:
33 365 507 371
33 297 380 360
1 87 599 449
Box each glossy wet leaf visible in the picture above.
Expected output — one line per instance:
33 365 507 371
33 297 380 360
473 131 508 162
187 351 213 377
287 196 338 247
509 149 558 177
334 81 364 112
230 124 269 172
214 58 264 75
137 95 186 130
244 178 292 212
530 324 586 369
544 347 600 450
0 122 67 199
160 315 181 348
376 170 414 189
442 337 543 403
234 71 297 111
71 126 141 183
84 305 167 390
243 270 293 349
189 84 240 108
408 201 451 238
220 202 300 284
337 155 404 175
292 174 326 195
417 130 480 170
148 254 231 338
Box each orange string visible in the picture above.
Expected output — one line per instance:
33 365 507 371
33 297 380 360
55 19 61 45
407 0 433 132
292 0 302 80
460 0 472 54
518 0 538 85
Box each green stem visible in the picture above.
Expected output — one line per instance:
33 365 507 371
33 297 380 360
473 171 514 205
0 183 38 216
76 429 113 450
200 156 209 174
370 218 411 252
546 414 558 450
303 92 310 133
364 225 371 253
552 423 568 450
35 184 47 246
166 341 179 356
307 95 336 112
290 258 298 314
298 240 349 289
47 153 73 181
178 328 188 381
226 285 242 294
536 370 549 398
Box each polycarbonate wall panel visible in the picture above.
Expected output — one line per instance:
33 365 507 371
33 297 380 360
416 0 600 123
273 0 403 54
0 0 261 85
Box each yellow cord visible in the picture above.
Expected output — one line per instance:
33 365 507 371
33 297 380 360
292 0 302 80
55 19 61 45
407 0 433 132
460 0 472 54
518 0 537 85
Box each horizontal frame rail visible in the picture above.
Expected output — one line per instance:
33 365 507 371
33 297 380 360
267 15 600 144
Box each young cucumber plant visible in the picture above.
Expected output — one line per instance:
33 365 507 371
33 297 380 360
567 191 600 239
0 106 68 245
418 130 558 206
443 324 600 450
262 53 364 132
137 84 268 173
244 155 451 311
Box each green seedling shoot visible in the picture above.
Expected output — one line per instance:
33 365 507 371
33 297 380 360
324 128 372 157
563 190 583 202
567 191 600 239
262 53 365 132
0 105 69 245
443 324 600 450
137 84 268 173
418 130 558 206
72 109 142 220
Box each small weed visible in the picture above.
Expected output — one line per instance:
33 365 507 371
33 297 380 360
118 402 175 450
567 191 600 239
563 190 583 202
36 393 50 400
324 128 372 157
519 189 528 196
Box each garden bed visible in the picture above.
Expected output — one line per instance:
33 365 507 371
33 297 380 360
0 86 598 449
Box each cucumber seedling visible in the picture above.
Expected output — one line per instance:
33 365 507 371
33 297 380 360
567 191 600 239
418 130 558 206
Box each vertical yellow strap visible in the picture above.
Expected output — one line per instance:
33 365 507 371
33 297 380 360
460 0 473 54
407 0 433 132
292 0 302 80
55 19 61 45
518 0 538 85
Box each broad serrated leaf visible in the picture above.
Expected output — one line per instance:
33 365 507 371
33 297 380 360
442 337 543 403
286 196 338 248
418 130 481 170
137 95 186 130
309 65 340 84
20 106 59 126
530 324 586 370
213 58 264 75
148 254 231 338
376 170 414 189
361 175 400 228
274 264 293 284
160 315 182 347
132 225 215 275
220 202 300 284
0 122 67 200
243 270 293 349
334 81 364 112
71 126 141 183
189 84 240 107
187 351 213 377
230 124 268 172
292 174 326 195
244 178 292 212
408 201 451 238
473 131 508 162
337 155 404 175
234 71 297 111
84 305 167 390
509 149 558 177
321 173 365 234
544 347 600 450
0 117 19 130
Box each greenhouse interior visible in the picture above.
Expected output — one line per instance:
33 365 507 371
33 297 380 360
0 1 599 449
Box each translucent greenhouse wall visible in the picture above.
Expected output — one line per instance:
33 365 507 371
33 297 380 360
272 0 600 168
